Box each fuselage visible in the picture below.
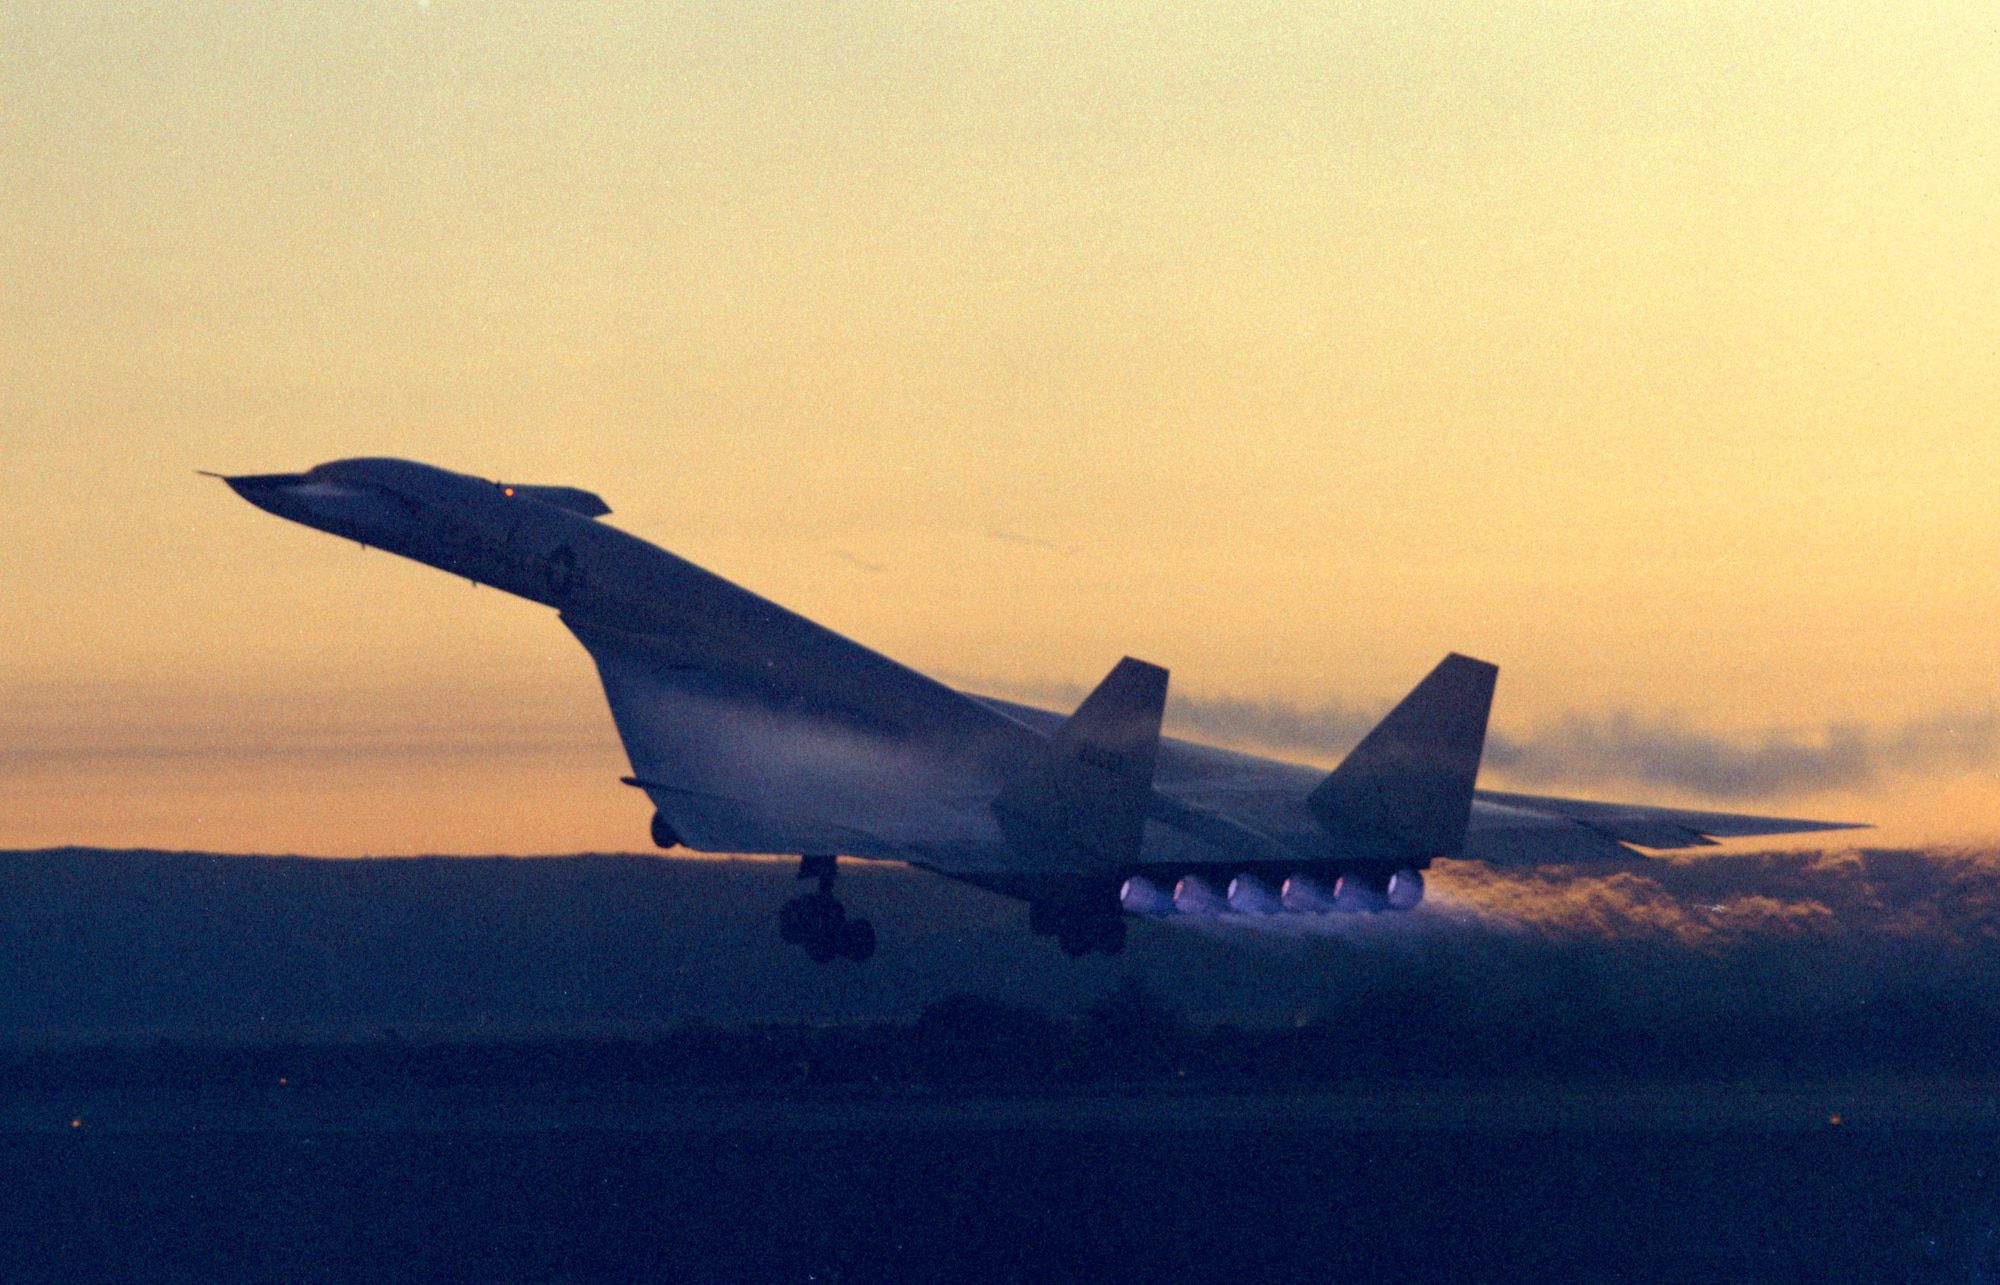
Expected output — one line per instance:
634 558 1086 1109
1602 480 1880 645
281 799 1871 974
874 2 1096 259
218 458 1869 961
227 462 1096 867
223 458 1359 880
234 457 783 636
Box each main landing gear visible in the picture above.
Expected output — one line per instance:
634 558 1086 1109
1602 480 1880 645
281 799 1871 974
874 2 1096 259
1029 896 1127 957
779 854 875 964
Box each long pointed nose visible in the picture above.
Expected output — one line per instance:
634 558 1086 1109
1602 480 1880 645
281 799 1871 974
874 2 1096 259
208 471 313 519
207 469 408 542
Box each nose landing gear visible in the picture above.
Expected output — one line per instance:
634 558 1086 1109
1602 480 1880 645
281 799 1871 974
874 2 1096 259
779 854 875 963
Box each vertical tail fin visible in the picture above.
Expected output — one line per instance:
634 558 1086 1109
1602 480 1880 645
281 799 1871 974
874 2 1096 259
993 657 1168 870
1307 653 1497 862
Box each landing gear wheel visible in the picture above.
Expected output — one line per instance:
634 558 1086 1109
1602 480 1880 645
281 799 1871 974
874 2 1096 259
778 895 815 944
650 812 680 850
783 892 846 955
840 918 876 962
805 926 842 963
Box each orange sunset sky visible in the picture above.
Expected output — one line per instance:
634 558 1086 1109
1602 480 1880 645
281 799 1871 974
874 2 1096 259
4 3 1998 853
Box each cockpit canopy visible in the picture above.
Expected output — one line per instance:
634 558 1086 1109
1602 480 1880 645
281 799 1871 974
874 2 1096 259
498 484 612 518
308 458 611 518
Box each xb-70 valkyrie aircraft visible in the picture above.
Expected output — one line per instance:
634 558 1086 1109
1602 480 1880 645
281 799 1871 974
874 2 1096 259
218 459 1862 962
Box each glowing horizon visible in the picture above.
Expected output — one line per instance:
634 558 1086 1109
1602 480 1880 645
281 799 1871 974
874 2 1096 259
6 3 1998 853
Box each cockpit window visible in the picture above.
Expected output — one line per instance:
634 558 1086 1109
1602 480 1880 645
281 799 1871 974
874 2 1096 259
496 483 612 518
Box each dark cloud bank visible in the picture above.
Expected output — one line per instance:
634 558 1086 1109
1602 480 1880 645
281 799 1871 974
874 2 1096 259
1169 696 2000 800
969 677 2000 803
6 845 2000 1083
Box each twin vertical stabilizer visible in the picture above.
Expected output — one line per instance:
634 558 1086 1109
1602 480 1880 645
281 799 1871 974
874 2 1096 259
1307 653 1497 862
993 652 1496 872
992 658 1168 870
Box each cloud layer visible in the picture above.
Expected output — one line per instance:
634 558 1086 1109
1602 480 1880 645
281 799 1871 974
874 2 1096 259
1150 845 2000 1062
971 671 2000 803
1482 709 2000 800
1156 692 2000 801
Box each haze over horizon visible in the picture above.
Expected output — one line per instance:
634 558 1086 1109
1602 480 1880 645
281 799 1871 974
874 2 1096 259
6 3 1998 853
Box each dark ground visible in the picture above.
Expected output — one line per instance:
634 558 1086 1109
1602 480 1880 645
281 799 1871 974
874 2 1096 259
6 848 2000 1281
6 1120 2000 1283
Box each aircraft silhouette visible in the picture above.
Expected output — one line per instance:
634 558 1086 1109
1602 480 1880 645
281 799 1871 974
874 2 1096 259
219 459 1861 961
